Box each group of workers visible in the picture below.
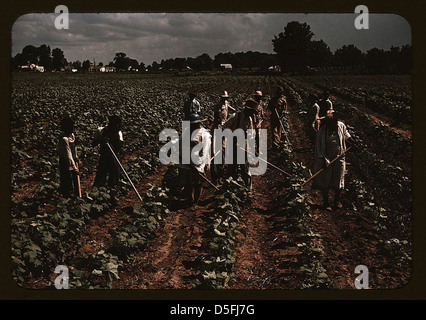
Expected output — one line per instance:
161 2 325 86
58 86 350 211
178 87 289 205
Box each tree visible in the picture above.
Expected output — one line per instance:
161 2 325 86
13 45 39 68
272 21 314 72
387 45 411 74
308 40 333 68
52 48 67 71
112 52 141 71
214 52 239 68
12 44 55 70
150 61 160 71
82 60 91 71
365 48 389 74
72 60 82 69
398 44 411 74
21 45 39 64
199 53 213 70
37 44 52 70
261 54 279 69
128 58 139 71
334 44 364 67
187 53 213 71
113 52 129 71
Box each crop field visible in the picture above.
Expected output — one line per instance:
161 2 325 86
11 72 412 290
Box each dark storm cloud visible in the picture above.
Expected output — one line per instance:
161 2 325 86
12 13 411 65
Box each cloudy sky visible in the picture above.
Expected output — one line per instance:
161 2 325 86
12 13 411 65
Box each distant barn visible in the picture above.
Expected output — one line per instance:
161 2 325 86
220 64 232 70
20 64 44 73
268 65 281 72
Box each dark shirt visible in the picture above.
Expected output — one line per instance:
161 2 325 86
92 126 123 157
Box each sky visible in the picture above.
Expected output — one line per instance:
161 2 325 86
11 13 411 66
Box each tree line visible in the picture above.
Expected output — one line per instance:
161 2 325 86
11 46 277 73
272 21 411 74
11 21 411 74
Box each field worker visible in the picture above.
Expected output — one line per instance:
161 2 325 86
307 93 321 135
252 90 265 155
92 115 124 187
177 113 212 205
183 91 201 121
213 91 234 128
58 115 80 197
222 98 259 190
313 110 351 211
211 91 234 184
253 90 264 126
268 86 288 149
317 90 333 128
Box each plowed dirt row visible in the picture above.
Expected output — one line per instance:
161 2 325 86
113 188 216 289
227 109 305 289
229 171 304 289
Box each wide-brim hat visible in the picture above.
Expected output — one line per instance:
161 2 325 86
326 109 335 117
254 90 263 96
221 91 229 98
244 99 258 110
189 113 202 123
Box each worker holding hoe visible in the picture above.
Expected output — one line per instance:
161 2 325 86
177 113 212 206
183 91 201 121
253 90 265 129
312 109 351 211
268 86 288 150
58 115 80 198
313 90 333 130
222 98 260 191
211 91 234 185
92 115 124 187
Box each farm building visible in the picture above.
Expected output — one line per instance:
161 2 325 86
63 65 77 72
268 65 281 72
89 64 103 72
103 66 116 72
88 64 116 72
220 64 232 70
19 64 45 72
